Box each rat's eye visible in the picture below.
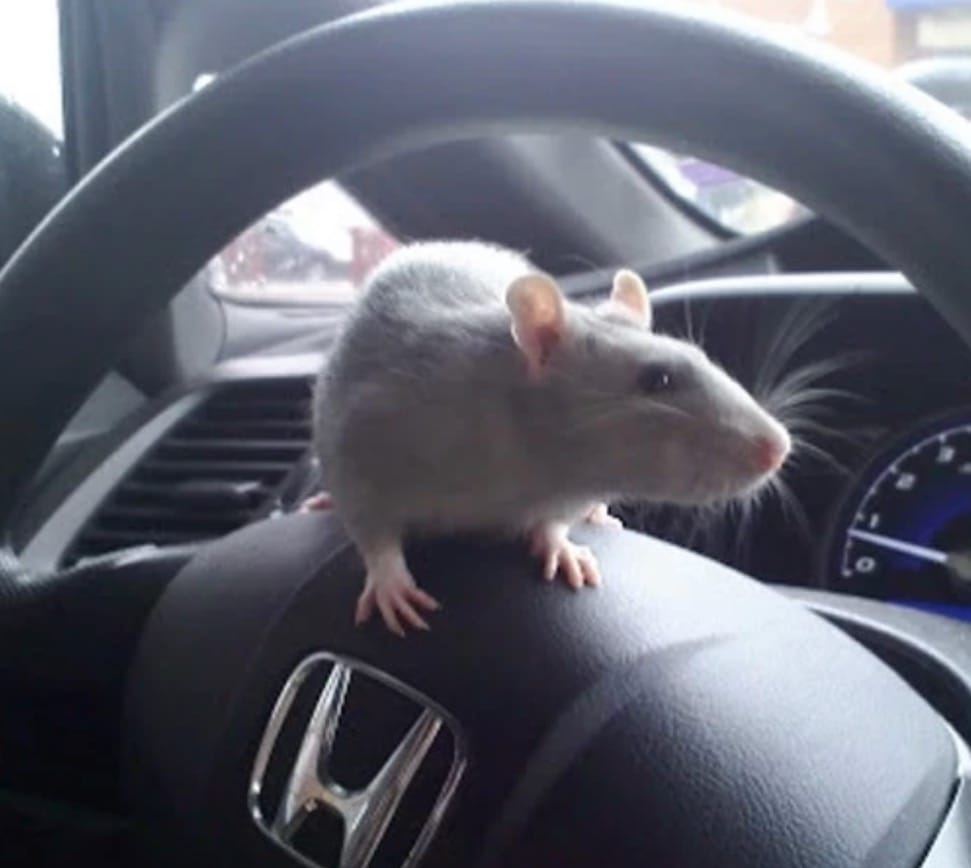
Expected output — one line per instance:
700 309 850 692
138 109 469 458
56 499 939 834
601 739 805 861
638 365 673 394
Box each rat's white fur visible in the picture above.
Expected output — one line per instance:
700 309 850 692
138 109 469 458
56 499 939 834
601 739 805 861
313 240 789 633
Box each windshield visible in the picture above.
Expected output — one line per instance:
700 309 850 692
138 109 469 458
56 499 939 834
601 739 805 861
0 0 66 266
630 0 971 235
0 2 62 139
207 178 398 305
203 0 971 302
196 63 399 305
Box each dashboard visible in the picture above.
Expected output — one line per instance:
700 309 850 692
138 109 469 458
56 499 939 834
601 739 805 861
828 408 971 622
645 273 971 623
13 273 971 625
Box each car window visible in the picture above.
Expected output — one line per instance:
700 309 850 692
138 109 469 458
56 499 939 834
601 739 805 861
196 64 399 305
0 0 67 265
630 0 971 236
206 179 399 305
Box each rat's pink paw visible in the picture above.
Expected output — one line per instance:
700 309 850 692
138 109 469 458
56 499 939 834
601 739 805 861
355 563 440 637
299 491 334 512
528 522 601 590
583 502 622 529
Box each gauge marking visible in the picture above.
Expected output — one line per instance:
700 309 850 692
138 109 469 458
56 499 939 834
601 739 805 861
831 412 971 616
848 529 947 565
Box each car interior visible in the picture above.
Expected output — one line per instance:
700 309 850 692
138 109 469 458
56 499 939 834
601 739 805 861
4 1 971 866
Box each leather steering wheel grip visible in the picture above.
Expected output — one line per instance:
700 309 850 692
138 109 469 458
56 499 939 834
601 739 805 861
127 514 956 868
2 0 971 525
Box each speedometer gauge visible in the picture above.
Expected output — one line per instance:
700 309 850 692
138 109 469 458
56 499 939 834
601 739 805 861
827 411 971 622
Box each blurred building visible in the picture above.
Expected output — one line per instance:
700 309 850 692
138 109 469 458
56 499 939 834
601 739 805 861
688 0 971 68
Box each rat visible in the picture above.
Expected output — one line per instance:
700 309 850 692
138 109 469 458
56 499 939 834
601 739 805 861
308 240 790 635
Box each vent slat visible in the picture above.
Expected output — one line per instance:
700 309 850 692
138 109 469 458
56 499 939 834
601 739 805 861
80 528 210 547
158 438 308 462
99 505 255 530
199 400 311 422
65 377 314 565
138 459 295 480
178 420 312 440
116 480 269 509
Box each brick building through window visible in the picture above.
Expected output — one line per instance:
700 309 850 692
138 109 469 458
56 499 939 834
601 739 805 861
683 0 971 69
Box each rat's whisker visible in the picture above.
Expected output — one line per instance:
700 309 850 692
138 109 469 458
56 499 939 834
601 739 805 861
696 300 713 351
791 436 852 477
683 299 696 345
561 392 697 434
774 475 813 542
784 417 860 446
752 300 838 400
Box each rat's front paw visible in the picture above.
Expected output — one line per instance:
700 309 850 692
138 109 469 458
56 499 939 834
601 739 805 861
355 564 440 637
298 491 334 512
528 522 601 590
583 502 623 529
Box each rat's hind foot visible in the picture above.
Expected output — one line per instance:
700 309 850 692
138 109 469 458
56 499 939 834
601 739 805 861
299 491 334 512
583 502 623 529
355 544 440 636
528 521 601 590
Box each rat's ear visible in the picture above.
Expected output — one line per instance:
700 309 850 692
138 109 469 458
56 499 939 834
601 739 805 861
603 269 652 328
506 273 566 379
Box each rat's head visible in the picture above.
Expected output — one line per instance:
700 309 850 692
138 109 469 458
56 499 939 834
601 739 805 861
506 269 790 504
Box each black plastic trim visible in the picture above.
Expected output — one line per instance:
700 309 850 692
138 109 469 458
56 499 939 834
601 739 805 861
18 353 322 570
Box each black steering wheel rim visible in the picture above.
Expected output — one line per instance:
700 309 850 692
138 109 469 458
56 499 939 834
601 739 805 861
2 2 971 866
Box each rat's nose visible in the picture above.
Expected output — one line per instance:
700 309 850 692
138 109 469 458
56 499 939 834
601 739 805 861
753 426 791 473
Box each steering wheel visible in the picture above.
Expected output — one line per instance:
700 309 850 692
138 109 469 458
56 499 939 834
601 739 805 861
3 2 971 866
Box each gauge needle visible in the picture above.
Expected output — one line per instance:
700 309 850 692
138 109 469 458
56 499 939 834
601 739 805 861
848 529 948 565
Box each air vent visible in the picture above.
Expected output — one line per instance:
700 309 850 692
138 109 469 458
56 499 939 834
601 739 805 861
65 377 314 565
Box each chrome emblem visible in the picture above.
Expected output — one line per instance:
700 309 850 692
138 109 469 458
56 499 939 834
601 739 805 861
249 653 465 868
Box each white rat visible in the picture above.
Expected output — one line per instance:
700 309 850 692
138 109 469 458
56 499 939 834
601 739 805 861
310 240 790 635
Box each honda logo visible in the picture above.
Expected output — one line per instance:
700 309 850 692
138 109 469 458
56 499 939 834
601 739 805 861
249 653 465 868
